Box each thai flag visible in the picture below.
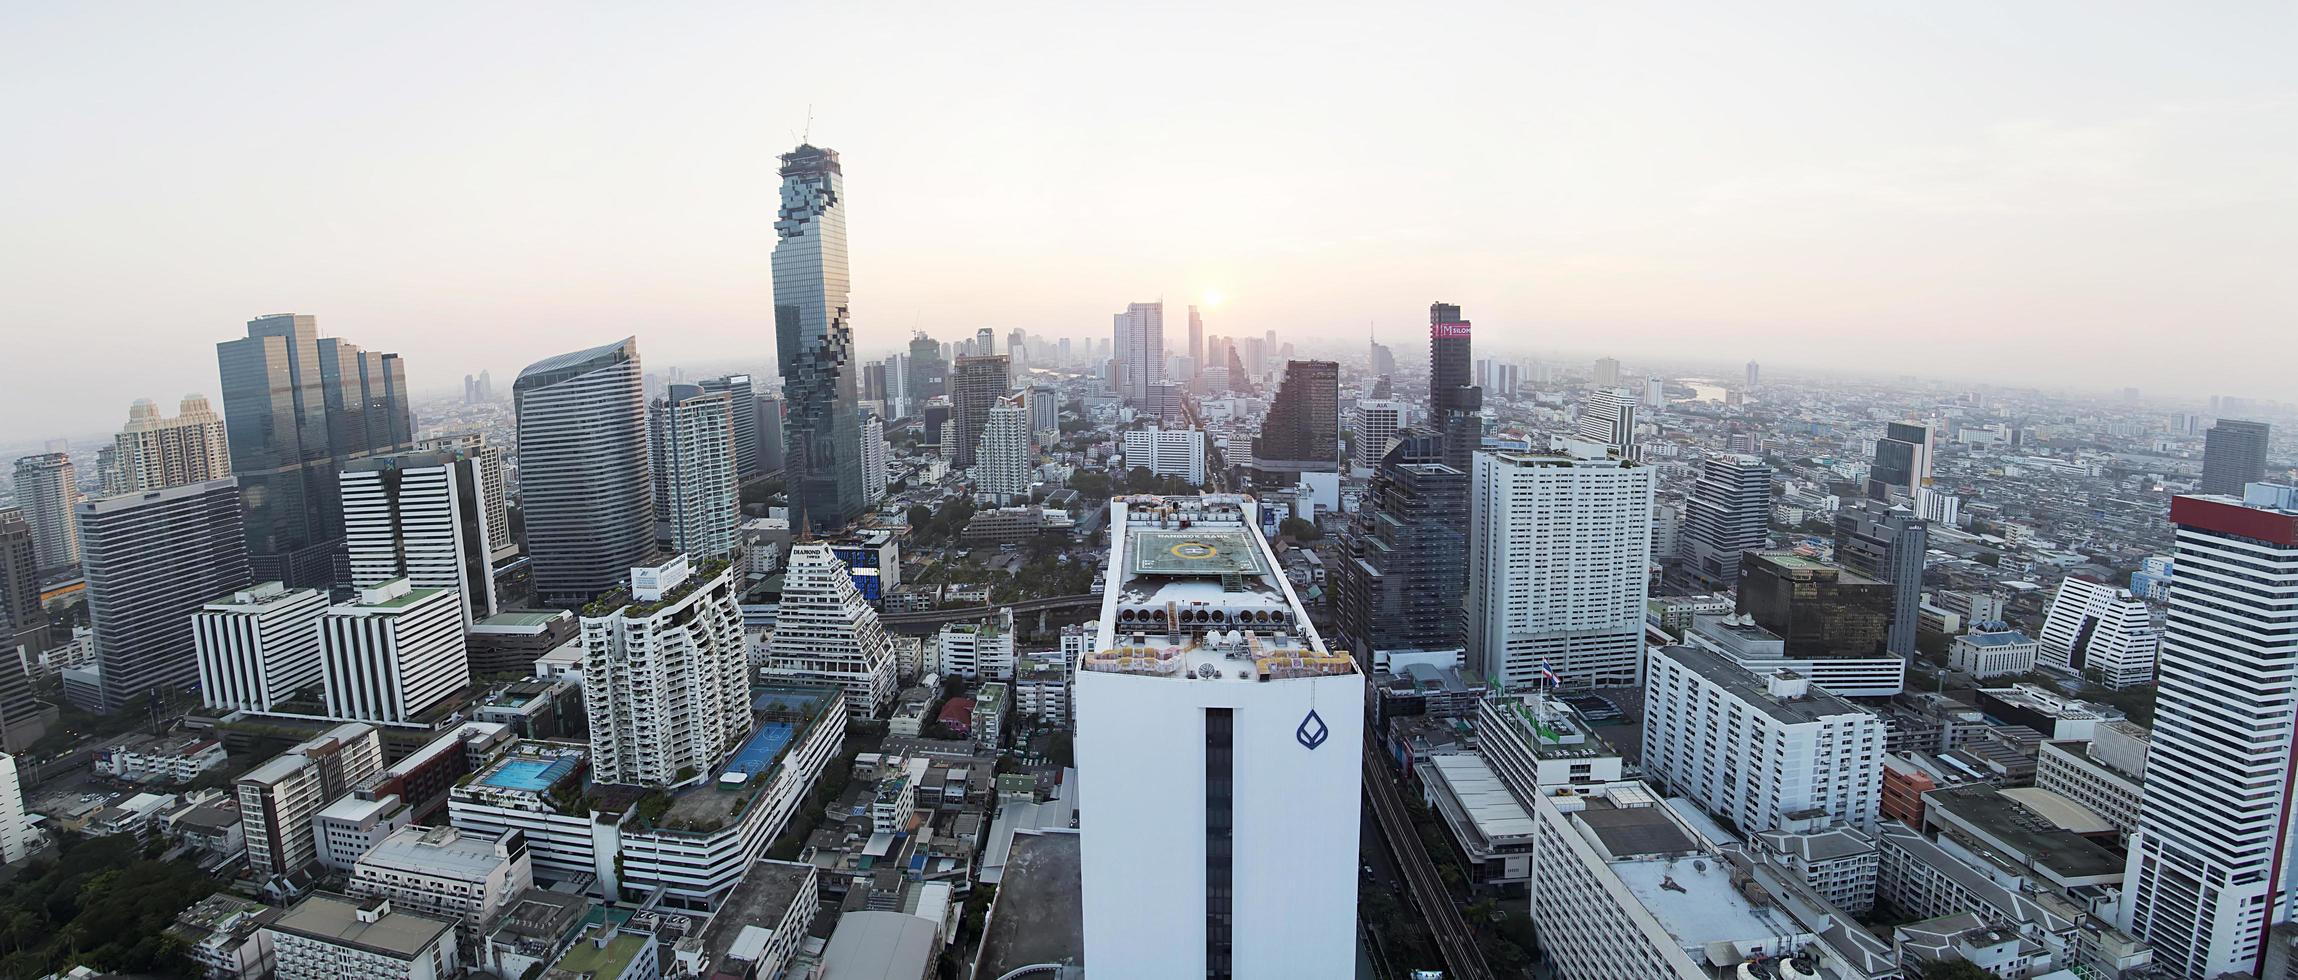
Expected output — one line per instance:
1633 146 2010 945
1537 660 1561 687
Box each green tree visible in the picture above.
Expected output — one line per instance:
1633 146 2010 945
1278 516 1322 541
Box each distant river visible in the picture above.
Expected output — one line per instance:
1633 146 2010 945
1677 379 1728 404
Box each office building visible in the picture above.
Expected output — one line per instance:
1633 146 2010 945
1574 387 1637 455
194 582 328 713
2120 484 2298 977
320 578 471 724
1427 303 1483 474
861 413 888 505
1025 384 1060 446
1592 357 1619 386
1643 646 1885 833
78 478 252 711
2200 419 2271 496
975 395 1033 503
773 144 868 532
349 826 532 952
1737 552 1894 661
582 556 749 787
1112 301 1164 404
1527 780 1898 980
655 386 740 560
905 334 946 404
1681 453 1771 591
2035 720 2149 844
762 544 897 718
1347 399 1409 470
936 607 1015 680
239 723 385 880
514 338 656 606
752 395 786 475
0 508 41 660
1832 499 1926 660
266 892 458 980
1334 434 1467 661
694 374 762 480
109 395 230 495
314 794 411 873
1120 427 1206 486
10 453 79 575
1867 421 1932 502
948 354 1010 471
1248 359 1340 482
1746 360 1759 389
1683 614 1904 698
217 314 413 588
1185 305 1205 391
341 448 501 627
1466 440 1654 689
2036 577 2160 689
0 752 25 864
410 433 514 563
1077 495 1362 979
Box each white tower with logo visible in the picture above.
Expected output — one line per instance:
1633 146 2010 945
1075 494 1363 979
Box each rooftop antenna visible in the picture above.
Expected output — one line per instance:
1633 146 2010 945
791 104 815 146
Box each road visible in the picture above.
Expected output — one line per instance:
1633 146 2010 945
877 593 1101 634
1361 741 1495 980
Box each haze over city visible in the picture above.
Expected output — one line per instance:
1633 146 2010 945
5 2 2296 440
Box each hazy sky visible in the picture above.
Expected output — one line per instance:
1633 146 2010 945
5 2 2294 441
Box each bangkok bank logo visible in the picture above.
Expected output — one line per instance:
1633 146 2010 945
1295 709 1329 750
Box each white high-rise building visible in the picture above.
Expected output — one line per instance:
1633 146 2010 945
762 543 897 719
1025 385 1060 447
1641 646 1885 833
1112 301 1164 404
937 608 1015 680
2121 484 2298 978
341 448 501 627
1120 427 1206 486
1467 439 1655 689
348 825 532 951
1077 495 1362 980
412 433 516 562
10 453 80 575
974 396 1033 504
239 723 385 881
0 752 27 863
194 582 328 713
582 556 750 787
861 413 889 505
2036 576 2160 690
1641 377 1666 410
657 387 741 560
1681 453 1771 590
1573 387 1637 456
320 579 470 724
110 395 230 495
1348 399 1410 469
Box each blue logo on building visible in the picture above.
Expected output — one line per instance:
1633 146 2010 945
1296 709 1329 750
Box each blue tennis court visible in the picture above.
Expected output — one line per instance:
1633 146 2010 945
484 756 579 792
726 722 796 778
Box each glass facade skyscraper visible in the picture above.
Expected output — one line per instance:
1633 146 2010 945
1428 302 1483 474
1333 434 1467 665
772 144 866 532
216 313 413 588
514 337 657 606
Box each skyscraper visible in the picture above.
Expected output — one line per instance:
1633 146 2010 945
762 543 897 719
582 556 751 787
1333 434 1467 663
1467 440 1655 689
2200 419 2270 496
109 395 230 495
976 395 1034 504
1681 453 1771 591
695 374 762 480
1186 305 1205 391
217 314 414 588
1076 495 1362 979
1347 399 1409 470
1112 301 1164 404
860 413 889 506
514 338 656 607
9 453 79 576
1573 387 1637 456
0 511 54 751
1592 357 1620 387
1248 360 1340 483
1867 421 1931 502
341 447 502 627
773 144 867 532
949 355 1010 471
905 333 946 404
1428 303 1483 473
2121 484 2298 977
1832 499 1927 660
77 478 252 711
1745 360 1760 389
656 387 740 561
412 433 515 563
753 396 786 474
318 578 470 724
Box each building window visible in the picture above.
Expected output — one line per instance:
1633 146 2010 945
1205 707 1234 979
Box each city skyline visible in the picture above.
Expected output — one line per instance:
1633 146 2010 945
7 3 2298 439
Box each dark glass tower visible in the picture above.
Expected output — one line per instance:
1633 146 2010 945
1427 303 1482 473
1736 552 1894 660
1834 499 1927 660
906 333 947 404
515 338 656 606
1333 434 1466 665
2201 419 2270 496
772 144 866 532
1248 360 1340 483
949 355 1011 471
217 313 414 587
